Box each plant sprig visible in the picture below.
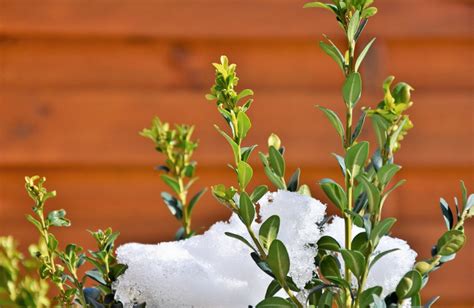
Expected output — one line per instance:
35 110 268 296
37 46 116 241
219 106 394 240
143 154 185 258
141 117 207 240
206 56 304 308
305 1 472 307
24 176 137 308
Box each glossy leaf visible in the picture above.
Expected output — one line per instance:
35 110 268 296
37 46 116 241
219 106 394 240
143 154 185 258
287 168 301 192
357 174 380 213
396 270 422 299
239 192 255 227
265 280 282 298
439 198 454 230
267 240 290 282
340 249 365 278
215 125 240 164
161 192 183 219
319 41 345 73
436 230 466 256
359 286 382 308
47 209 71 227
347 11 360 43
355 38 376 72
345 141 369 178
370 218 396 246
377 164 401 186
316 106 345 142
343 72 362 108
268 146 286 177
237 161 253 190
224 232 256 253
317 236 341 252
369 248 399 270
320 255 341 279
160 175 181 195
320 178 347 211
251 185 268 203
187 188 207 217
256 297 294 308
237 111 252 140
351 111 367 143
259 215 280 250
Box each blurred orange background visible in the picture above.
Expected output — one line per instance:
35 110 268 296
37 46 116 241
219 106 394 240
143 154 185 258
0 0 473 306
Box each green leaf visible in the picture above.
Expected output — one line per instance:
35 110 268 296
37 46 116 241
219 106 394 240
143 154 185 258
47 209 71 227
239 192 255 227
319 41 345 73
263 164 286 190
251 185 268 203
256 297 294 308
303 1 333 11
439 198 454 230
396 270 422 299
370 218 397 246
359 286 382 307
370 114 390 148
383 179 406 197
369 248 399 270
320 255 341 279
342 73 362 108
298 184 312 196
351 111 367 143
388 117 408 152
287 168 301 192
259 215 280 249
320 178 347 211
187 188 207 217
377 164 401 186
26 214 43 231
357 174 381 213
265 280 282 298
332 153 346 176
237 111 252 140
268 146 285 177
347 10 360 42
215 125 240 164
236 89 254 102
340 249 365 278
316 106 345 143
237 161 253 190
317 236 341 252
436 230 466 256
266 240 290 282
355 38 376 72
241 145 258 162
161 192 183 219
345 141 369 178
224 232 256 253
160 175 181 195
85 269 107 286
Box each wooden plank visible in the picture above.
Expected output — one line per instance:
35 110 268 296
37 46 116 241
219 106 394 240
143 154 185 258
0 0 471 39
1 38 471 91
0 38 343 91
0 90 472 167
0 167 472 305
396 168 474 221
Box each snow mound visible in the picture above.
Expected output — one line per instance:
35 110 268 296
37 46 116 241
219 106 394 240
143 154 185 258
114 190 326 307
114 191 417 307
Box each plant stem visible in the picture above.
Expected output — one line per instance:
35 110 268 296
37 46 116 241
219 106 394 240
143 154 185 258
178 177 191 237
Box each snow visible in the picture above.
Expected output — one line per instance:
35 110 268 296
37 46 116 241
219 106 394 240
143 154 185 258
323 217 417 297
114 191 417 307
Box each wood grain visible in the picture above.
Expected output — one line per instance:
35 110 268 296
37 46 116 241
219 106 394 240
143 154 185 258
0 90 471 167
0 0 471 39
